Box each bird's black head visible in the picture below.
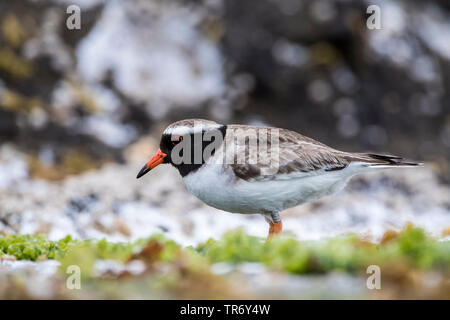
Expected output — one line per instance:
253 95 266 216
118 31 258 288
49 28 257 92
137 119 227 178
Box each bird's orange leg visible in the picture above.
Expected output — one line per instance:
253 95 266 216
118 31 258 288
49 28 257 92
268 220 283 239
266 212 282 239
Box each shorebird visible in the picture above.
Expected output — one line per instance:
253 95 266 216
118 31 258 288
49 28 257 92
137 119 420 238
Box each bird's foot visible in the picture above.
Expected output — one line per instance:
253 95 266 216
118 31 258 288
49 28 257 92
267 220 283 239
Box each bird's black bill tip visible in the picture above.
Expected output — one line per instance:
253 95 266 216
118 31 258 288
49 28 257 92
137 149 167 179
136 166 150 179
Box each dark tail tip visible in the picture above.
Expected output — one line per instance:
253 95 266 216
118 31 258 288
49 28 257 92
367 153 422 166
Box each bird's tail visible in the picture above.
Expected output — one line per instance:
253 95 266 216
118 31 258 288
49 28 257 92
352 153 422 168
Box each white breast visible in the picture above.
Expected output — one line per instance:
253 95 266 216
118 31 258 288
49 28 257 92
182 163 362 214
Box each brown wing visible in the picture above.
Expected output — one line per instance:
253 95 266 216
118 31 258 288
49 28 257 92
228 126 351 181
227 126 418 182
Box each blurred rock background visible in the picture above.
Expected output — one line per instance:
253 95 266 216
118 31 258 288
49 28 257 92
1 0 449 179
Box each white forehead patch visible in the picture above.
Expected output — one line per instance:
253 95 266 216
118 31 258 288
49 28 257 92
164 123 222 136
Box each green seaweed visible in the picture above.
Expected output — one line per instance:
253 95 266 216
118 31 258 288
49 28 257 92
0 234 75 261
197 227 450 274
1 227 449 276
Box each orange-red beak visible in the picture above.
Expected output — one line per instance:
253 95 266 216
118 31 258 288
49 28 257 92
136 149 167 179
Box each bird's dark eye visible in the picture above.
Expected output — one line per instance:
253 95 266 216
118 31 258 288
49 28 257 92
171 136 183 146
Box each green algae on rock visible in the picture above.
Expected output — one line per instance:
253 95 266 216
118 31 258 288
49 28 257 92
0 234 75 261
1 227 449 299
196 226 450 274
1 226 449 275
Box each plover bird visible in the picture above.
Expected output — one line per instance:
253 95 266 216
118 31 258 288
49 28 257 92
137 119 420 238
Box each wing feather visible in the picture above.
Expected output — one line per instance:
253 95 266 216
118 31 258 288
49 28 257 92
228 126 350 181
226 125 418 182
